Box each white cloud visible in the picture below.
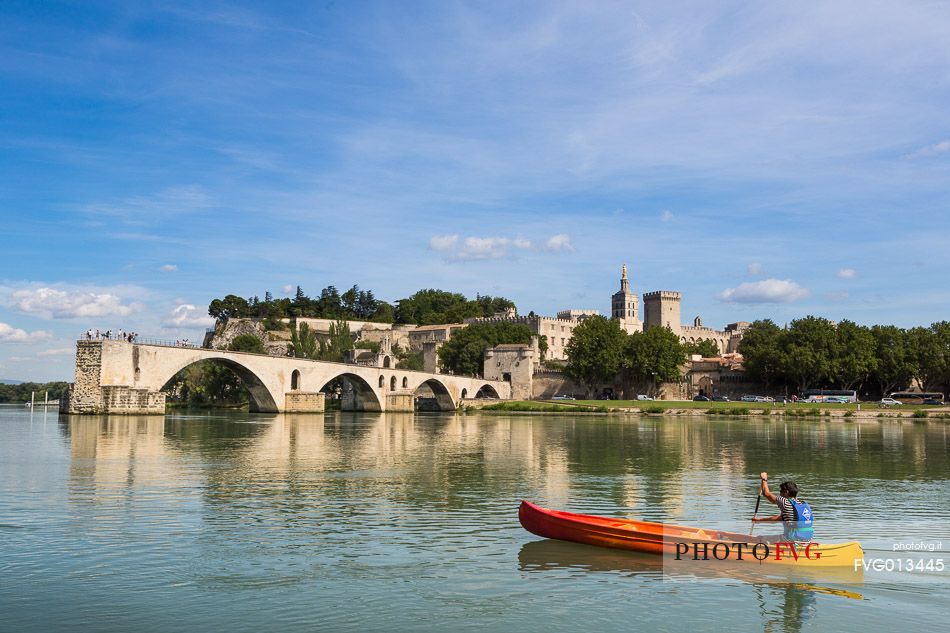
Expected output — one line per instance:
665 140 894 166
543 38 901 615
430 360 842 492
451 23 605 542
660 210 674 222
429 234 459 251
431 234 571 260
159 264 178 272
747 262 763 276
903 140 950 160
8 287 145 319
457 237 516 260
543 234 575 252
719 279 810 304
162 304 215 328
0 322 52 343
282 285 295 294
37 347 75 356
837 268 857 279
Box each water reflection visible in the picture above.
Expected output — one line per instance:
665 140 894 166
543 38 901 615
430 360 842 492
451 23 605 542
13 410 943 632
518 539 859 633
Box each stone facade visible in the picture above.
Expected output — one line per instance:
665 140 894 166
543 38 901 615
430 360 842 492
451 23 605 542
483 341 536 400
643 290 682 333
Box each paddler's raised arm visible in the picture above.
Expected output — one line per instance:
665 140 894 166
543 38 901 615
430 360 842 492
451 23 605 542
759 471 778 504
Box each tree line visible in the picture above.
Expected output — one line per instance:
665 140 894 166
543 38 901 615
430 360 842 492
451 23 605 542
738 317 950 398
0 381 71 403
563 316 690 397
208 286 516 327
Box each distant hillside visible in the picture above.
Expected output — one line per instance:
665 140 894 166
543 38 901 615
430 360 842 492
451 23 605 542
0 379 23 385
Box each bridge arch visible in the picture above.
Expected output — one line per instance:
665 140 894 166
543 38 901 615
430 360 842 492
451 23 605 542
475 384 500 399
320 372 382 412
413 378 455 411
159 356 280 413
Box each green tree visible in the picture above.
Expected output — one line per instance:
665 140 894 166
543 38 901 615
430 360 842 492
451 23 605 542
208 294 250 320
288 322 319 359
564 315 627 397
737 320 786 391
437 321 535 377
395 289 517 325
781 316 837 392
909 323 950 391
371 302 395 323
396 351 424 371
832 320 877 391
624 326 687 395
683 338 720 358
316 319 354 362
229 334 266 354
868 325 914 397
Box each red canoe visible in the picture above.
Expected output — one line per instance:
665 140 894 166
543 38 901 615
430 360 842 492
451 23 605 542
519 500 864 568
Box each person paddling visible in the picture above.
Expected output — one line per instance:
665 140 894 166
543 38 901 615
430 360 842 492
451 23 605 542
752 472 814 542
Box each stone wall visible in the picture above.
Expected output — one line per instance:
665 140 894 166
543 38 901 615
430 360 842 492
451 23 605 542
532 371 583 399
284 391 325 413
61 341 104 413
100 386 166 414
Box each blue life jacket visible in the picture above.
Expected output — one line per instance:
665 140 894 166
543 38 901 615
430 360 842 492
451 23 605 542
784 499 814 541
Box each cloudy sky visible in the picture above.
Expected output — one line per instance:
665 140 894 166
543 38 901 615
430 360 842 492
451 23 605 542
2 1 949 381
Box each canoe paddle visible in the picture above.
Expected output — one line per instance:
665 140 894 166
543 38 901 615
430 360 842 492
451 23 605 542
749 493 761 535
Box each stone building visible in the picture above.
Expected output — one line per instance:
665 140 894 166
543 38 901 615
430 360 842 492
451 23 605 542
205 264 747 373
483 340 537 400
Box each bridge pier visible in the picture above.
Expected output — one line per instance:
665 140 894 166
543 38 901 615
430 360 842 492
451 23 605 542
284 392 325 413
386 392 415 412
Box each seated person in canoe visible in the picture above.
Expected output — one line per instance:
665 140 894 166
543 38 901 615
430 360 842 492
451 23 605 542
752 472 814 542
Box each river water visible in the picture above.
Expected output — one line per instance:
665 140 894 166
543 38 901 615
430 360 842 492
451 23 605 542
1 405 947 632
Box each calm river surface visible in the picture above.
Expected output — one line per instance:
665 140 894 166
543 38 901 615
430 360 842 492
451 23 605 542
1 405 948 632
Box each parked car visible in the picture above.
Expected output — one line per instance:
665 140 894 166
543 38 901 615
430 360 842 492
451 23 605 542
551 394 575 401
712 395 730 402
636 394 654 401
740 395 757 402
922 399 943 405
693 395 710 402
753 396 774 403
879 398 903 406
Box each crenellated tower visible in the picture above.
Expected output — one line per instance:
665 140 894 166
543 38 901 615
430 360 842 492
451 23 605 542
643 290 682 335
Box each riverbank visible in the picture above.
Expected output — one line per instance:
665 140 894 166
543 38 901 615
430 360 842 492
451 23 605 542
469 399 950 420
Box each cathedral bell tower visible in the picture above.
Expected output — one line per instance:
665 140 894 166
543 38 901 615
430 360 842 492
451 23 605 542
611 264 642 333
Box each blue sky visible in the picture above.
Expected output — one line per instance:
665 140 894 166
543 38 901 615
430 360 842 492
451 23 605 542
2 0 949 381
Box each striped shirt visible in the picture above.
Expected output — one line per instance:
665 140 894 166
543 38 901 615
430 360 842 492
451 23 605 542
776 495 797 523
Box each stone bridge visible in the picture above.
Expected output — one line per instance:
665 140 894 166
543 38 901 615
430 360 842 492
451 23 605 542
62 340 511 414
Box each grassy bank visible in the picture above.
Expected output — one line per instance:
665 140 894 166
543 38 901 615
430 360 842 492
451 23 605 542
475 401 609 413
570 399 941 412
466 399 950 419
